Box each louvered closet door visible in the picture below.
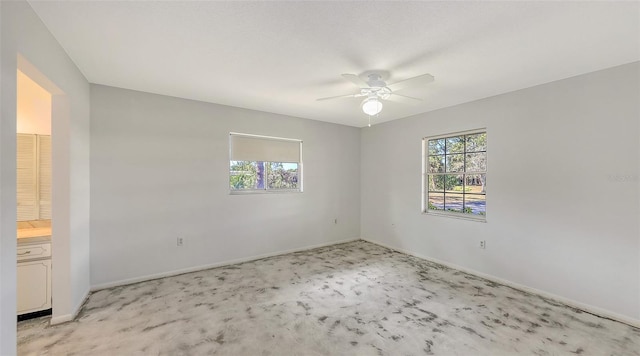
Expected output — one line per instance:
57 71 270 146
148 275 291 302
17 134 37 221
38 135 52 220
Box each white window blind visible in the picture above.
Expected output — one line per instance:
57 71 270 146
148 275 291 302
16 133 51 221
17 134 37 221
38 135 52 220
230 133 301 163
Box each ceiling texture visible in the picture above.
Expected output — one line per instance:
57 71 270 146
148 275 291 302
28 1 640 127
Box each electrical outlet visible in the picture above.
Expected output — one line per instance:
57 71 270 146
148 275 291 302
479 240 486 249
177 237 184 247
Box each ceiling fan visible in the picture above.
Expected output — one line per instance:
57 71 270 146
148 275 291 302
317 71 435 120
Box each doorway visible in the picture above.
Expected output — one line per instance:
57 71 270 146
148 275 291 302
16 69 53 320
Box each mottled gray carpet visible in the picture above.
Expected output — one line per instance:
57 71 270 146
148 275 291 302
18 241 639 355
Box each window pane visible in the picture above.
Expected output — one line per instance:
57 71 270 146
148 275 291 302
464 194 486 216
230 161 258 190
446 154 464 172
465 174 486 194
428 139 445 155
256 161 266 189
444 174 463 193
428 193 444 211
428 175 444 192
444 193 464 212
466 133 486 152
446 136 464 153
465 152 486 172
267 162 298 189
429 155 445 173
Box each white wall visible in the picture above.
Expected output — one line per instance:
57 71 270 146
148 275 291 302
89 85 360 287
17 70 51 135
361 62 640 322
0 2 8 353
1 0 91 351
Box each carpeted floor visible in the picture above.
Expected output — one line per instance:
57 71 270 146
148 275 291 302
18 241 640 355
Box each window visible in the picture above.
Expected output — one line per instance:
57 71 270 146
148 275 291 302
229 133 302 193
423 130 486 220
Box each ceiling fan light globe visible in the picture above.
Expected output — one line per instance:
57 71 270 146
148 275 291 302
362 98 383 116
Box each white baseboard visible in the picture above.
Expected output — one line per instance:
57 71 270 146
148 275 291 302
91 238 359 292
50 287 90 325
361 238 640 328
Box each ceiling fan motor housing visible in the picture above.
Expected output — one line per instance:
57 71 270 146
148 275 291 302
366 73 387 88
361 86 391 99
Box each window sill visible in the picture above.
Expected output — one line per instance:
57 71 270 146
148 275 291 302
229 189 302 195
423 210 486 222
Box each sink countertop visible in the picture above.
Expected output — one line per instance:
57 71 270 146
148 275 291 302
18 227 51 239
17 228 51 245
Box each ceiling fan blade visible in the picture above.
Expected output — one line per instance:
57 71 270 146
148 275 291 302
393 93 422 101
387 73 434 92
342 73 369 88
387 93 423 104
316 93 363 101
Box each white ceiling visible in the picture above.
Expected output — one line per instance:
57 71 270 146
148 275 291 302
29 1 640 127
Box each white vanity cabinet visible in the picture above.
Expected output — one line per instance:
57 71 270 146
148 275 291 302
17 240 52 315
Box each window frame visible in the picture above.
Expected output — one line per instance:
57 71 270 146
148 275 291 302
422 129 487 221
229 132 303 194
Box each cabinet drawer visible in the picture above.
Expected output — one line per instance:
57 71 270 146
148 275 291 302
17 243 51 261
